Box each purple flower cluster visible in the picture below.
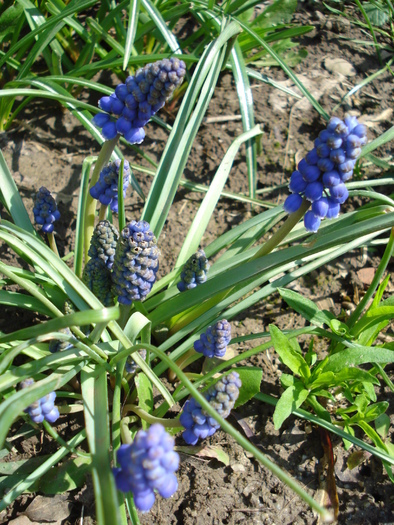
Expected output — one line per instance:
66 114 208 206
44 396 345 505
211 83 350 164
194 320 231 358
89 160 130 213
112 221 160 304
93 58 186 144
180 371 242 445
177 249 210 292
33 187 60 234
284 116 367 232
20 378 59 424
114 424 179 511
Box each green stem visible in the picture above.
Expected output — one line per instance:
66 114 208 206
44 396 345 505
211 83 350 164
347 227 394 328
169 200 310 334
84 136 120 262
123 404 181 427
119 303 131 329
47 232 59 257
255 393 394 466
114 342 332 521
251 200 310 259
42 420 90 459
98 204 108 222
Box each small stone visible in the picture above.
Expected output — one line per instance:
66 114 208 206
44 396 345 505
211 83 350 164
25 494 71 523
324 57 356 77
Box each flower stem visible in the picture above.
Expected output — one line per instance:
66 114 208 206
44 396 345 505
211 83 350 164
98 204 108 222
123 404 181 427
84 136 120 263
47 232 59 257
169 200 310 335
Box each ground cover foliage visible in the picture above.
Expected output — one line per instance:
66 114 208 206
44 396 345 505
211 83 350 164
0 1 393 524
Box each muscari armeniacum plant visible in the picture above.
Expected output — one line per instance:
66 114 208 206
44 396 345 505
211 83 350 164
0 39 394 525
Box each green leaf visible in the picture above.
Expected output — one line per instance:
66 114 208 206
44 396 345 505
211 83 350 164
135 373 153 430
375 414 390 440
253 0 297 26
273 382 309 430
0 4 24 37
307 372 336 390
234 367 263 409
269 325 310 379
363 2 390 26
323 345 394 372
279 288 334 327
364 401 389 423
362 381 377 402
39 456 90 494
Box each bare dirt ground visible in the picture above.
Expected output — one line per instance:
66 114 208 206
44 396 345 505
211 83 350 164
0 3 393 525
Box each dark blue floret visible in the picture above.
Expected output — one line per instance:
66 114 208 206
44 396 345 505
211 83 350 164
285 115 367 232
194 320 231 359
112 221 160 304
180 371 242 445
20 378 60 424
113 424 179 511
49 327 75 353
88 220 119 270
33 187 60 234
125 349 147 374
82 258 114 307
177 249 210 292
93 58 186 144
90 159 131 213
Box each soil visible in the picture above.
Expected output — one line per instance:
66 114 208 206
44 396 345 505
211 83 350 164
1 3 394 525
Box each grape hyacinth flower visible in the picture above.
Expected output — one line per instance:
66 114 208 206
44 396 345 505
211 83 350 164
93 58 186 144
82 258 114 307
33 187 60 234
49 327 74 353
125 349 147 374
89 160 131 213
112 220 160 304
114 424 179 511
88 220 119 270
284 115 367 232
177 249 210 292
180 371 242 445
20 378 60 424
194 320 231 358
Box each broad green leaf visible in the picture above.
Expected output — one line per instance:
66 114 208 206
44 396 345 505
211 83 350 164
253 0 297 26
307 372 336 391
375 414 390 440
362 381 377 402
135 373 153 430
364 402 389 423
334 368 379 386
323 345 394 372
279 288 334 327
234 367 263 408
269 325 310 379
273 382 309 430
363 2 390 26
0 4 24 37
39 456 91 494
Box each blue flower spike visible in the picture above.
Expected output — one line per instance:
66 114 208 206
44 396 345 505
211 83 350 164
33 187 60 234
20 378 60 424
93 58 186 144
114 423 179 512
194 320 231 358
177 249 210 292
88 220 119 270
90 160 131 213
180 371 242 445
285 115 367 232
112 220 160 304
82 258 114 307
